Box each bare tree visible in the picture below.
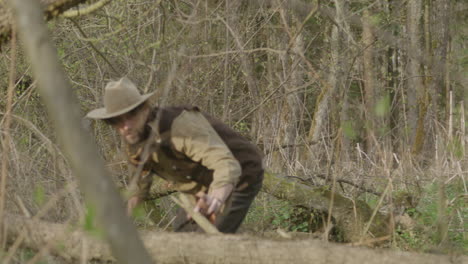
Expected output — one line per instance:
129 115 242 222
428 0 452 141
361 9 378 154
405 0 426 155
331 0 353 162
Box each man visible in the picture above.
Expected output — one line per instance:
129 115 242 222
86 77 264 233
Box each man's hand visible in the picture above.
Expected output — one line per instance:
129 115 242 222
193 184 233 222
127 196 141 216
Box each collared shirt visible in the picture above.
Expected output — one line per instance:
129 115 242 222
171 110 242 189
127 109 242 199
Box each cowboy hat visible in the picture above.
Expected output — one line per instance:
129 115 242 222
86 77 153 119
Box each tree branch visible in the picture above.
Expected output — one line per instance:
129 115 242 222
61 0 111 18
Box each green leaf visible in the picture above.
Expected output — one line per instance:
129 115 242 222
83 203 96 233
83 203 104 238
33 185 45 206
132 204 146 221
370 13 384 26
342 121 357 140
448 139 464 159
375 93 391 117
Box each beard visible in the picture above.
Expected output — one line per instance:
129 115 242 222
125 133 141 145
124 123 150 145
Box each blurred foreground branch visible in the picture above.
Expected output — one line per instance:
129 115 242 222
6 0 153 263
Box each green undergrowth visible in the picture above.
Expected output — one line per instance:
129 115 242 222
244 179 466 254
243 193 309 233
3 248 53 264
398 180 466 254
243 193 340 238
361 180 467 254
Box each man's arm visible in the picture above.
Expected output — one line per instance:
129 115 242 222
126 162 153 215
171 110 241 216
171 110 241 189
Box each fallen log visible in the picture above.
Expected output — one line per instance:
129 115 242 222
252 172 389 241
4 214 465 264
145 172 391 242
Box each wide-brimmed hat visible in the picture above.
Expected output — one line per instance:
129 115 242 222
86 77 153 119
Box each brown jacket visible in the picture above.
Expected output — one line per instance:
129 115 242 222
126 106 264 199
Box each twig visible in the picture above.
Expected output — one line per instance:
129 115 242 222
74 27 125 42
61 0 112 18
0 21 17 249
313 174 382 196
324 133 339 241
68 18 121 76
14 195 31 218
171 194 220 234
3 182 77 264
461 101 465 156
182 48 285 59
0 112 61 158
284 174 382 197
234 75 292 128
286 0 320 52
359 181 391 242
260 140 319 154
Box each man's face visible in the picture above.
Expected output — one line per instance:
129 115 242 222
106 104 150 144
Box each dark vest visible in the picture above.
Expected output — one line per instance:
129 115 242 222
126 106 264 193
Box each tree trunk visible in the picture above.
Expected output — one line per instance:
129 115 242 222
406 0 426 155
384 0 402 154
5 213 466 264
223 1 262 139
7 0 153 263
277 6 306 171
362 9 378 154
307 76 332 145
331 0 352 162
428 0 451 147
282 50 303 169
307 12 339 145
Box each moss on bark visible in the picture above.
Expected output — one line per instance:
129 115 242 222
262 171 390 242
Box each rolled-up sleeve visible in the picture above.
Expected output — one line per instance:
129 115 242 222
171 110 241 189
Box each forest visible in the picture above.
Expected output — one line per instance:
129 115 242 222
0 0 466 263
